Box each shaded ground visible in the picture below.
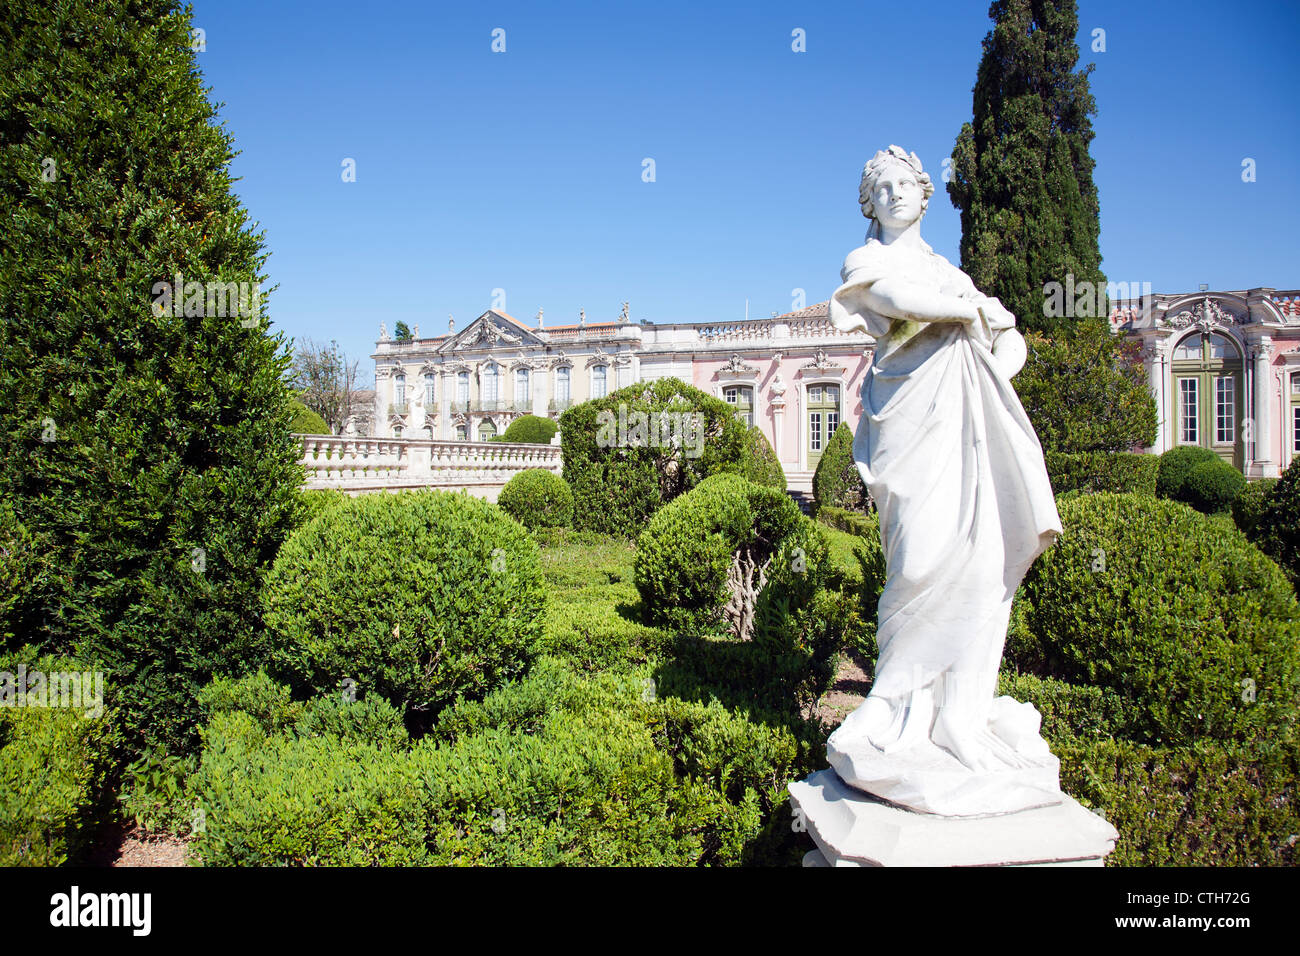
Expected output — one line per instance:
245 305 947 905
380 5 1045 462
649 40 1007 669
87 821 189 867
809 650 872 727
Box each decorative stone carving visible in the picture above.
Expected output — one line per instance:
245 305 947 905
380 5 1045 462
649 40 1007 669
818 145 1067 818
1164 296 1241 332
723 353 756 373
619 301 630 323
803 348 833 370
379 322 389 341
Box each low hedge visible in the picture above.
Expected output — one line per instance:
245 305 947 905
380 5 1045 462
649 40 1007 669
185 660 816 866
1232 477 1278 538
1182 457 1247 514
497 469 573 530
1044 450 1158 497
263 490 546 723
731 426 786 491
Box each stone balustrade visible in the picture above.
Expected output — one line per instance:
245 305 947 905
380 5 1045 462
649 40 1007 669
298 434 562 501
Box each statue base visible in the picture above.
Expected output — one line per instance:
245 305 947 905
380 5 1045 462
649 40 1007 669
788 769 1118 867
826 732 1063 817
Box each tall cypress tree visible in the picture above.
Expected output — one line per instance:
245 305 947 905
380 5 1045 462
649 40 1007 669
0 1 303 751
947 0 1105 336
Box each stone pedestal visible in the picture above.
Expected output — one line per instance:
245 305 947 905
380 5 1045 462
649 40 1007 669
788 769 1118 867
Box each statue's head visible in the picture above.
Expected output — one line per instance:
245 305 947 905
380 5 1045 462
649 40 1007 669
858 145 934 236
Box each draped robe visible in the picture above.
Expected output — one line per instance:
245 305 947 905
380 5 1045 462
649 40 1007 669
830 239 1062 724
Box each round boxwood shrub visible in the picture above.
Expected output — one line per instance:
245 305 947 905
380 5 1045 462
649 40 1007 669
813 422 870 513
291 400 330 435
498 469 573 529
634 473 828 640
1155 445 1219 501
1182 457 1247 514
498 415 558 444
262 490 546 721
1020 492 1300 746
559 377 750 538
1252 456 1300 591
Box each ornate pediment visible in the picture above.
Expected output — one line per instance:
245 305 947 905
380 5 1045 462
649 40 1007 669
585 348 611 368
437 310 543 354
803 349 834 370
549 350 572 369
716 352 759 381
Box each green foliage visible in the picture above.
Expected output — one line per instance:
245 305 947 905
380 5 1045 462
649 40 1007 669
290 400 330 435
634 473 827 638
946 0 1104 336
0 649 119 865
1232 478 1278 538
294 488 350 529
1015 325 1158 453
186 658 815 866
1044 450 1158 496
731 426 786 491
1155 444 1219 500
392 321 412 343
815 507 886 659
1019 493 1300 746
1182 458 1247 515
996 671 1130 742
0 502 52 649
1251 456 1300 592
263 490 546 723
558 377 750 537
0 0 304 753
813 422 869 513
498 469 573 530
498 414 558 444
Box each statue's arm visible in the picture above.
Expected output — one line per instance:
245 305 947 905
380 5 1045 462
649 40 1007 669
859 276 981 327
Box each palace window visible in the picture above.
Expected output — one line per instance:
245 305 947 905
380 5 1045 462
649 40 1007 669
457 371 469 406
515 368 530 407
483 363 499 404
592 365 608 399
1178 377 1199 444
394 372 406 406
723 385 754 427
423 373 436 406
455 423 468 441
478 419 497 441
555 366 571 405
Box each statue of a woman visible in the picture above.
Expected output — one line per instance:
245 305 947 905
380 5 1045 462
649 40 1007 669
826 146 1064 816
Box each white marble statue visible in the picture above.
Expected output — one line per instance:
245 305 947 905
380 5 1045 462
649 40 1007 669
825 146 1064 816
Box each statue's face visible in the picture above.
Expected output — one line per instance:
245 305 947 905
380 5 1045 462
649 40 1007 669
871 162 924 229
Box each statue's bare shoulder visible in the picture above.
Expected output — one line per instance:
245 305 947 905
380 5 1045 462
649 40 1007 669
840 238 889 283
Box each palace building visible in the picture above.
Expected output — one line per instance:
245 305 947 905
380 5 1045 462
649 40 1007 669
369 286 1300 490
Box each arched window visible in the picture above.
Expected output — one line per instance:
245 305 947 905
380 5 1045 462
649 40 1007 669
592 365 608 399
515 367 530 408
421 424 433 439
423 372 436 406
478 419 497 441
723 385 755 427
392 425 404 439
1171 330 1243 469
455 423 468 441
483 363 499 406
554 366 571 410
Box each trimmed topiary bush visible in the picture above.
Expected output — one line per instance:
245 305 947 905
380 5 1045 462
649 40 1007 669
498 469 573 530
1182 457 1247 514
1232 477 1278 538
0 0 306 754
294 488 349 529
733 426 786 491
1044 450 1158 497
813 422 870 513
1252 456 1300 592
1155 445 1219 501
498 414 558 445
1019 492 1300 746
634 473 828 640
290 400 330 435
262 490 546 722
559 378 750 538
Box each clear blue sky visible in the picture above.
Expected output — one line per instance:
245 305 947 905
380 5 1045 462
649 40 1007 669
189 0 1300 384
